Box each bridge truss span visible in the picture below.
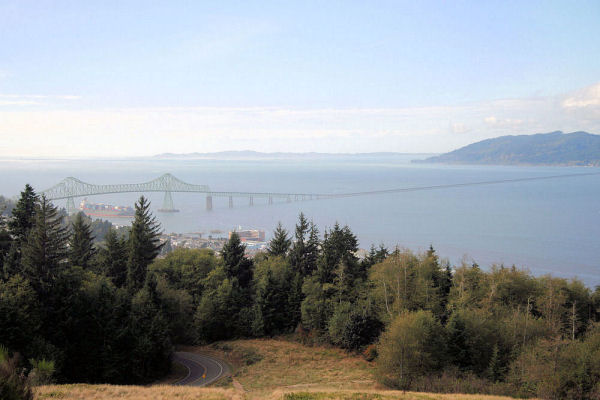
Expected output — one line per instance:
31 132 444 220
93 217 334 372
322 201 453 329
41 171 600 214
41 173 327 213
42 173 211 200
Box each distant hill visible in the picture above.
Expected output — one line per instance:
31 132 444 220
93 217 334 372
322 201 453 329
416 131 600 166
153 150 432 160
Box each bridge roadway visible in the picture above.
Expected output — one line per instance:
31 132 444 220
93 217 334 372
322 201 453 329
41 171 600 213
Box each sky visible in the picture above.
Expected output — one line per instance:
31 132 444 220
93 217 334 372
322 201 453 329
0 0 599 157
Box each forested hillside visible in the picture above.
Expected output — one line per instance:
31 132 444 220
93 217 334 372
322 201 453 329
2 185 600 399
418 131 600 166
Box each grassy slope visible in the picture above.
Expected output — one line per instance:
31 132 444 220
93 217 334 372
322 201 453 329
35 338 527 400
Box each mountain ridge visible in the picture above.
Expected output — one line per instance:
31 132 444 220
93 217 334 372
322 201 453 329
415 131 600 166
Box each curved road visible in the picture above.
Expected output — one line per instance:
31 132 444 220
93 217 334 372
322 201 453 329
172 351 230 386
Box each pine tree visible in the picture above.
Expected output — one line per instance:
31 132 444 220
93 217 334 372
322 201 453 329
290 213 309 272
8 184 38 244
98 229 128 287
268 222 291 257
222 232 253 287
305 222 320 275
68 212 96 269
126 196 163 291
21 196 69 296
290 213 319 277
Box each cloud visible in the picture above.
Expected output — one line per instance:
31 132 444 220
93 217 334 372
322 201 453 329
0 82 599 157
562 82 600 109
0 100 42 106
0 94 81 107
483 116 524 129
451 123 470 134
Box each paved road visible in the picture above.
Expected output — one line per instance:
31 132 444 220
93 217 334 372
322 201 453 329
172 351 230 386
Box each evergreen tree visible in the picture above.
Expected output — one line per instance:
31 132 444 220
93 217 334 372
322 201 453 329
290 213 309 272
68 212 96 269
97 229 128 287
0 202 11 270
268 222 291 257
8 184 38 244
4 185 38 278
317 223 358 285
21 196 69 296
221 232 253 287
126 196 163 291
290 213 319 277
305 222 320 275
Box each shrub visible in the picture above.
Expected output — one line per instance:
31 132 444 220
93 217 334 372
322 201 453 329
376 311 446 390
0 346 33 400
363 344 378 362
27 358 55 386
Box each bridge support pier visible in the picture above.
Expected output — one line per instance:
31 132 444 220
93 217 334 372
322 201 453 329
206 195 213 211
249 196 254 206
66 197 77 215
286 196 291 203
268 196 273 205
228 196 233 208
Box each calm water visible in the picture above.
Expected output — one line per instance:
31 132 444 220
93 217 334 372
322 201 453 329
1 156 599 286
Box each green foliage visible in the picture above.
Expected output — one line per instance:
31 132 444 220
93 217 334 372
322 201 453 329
369 249 451 323
221 232 253 288
27 358 55 386
6 188 600 398
194 267 236 342
290 213 319 277
268 221 291 257
0 276 40 355
126 196 163 291
68 212 97 269
128 274 173 382
21 196 69 297
150 248 217 303
252 256 297 335
96 228 128 287
376 310 446 390
8 184 37 245
0 350 32 400
328 302 383 350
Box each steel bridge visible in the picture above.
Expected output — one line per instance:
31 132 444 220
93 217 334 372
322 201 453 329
41 173 331 213
42 171 600 214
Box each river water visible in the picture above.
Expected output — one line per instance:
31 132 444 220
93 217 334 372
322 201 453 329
1 155 599 286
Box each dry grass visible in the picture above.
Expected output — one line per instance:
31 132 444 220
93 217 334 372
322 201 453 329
34 385 527 400
181 337 377 396
34 384 242 400
274 390 528 400
35 338 531 399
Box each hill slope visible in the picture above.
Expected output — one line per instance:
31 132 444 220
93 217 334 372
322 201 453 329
418 131 600 166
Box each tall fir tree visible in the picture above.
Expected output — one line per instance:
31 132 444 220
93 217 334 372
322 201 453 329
290 213 320 277
21 195 69 296
68 212 97 269
222 232 253 287
126 196 163 291
4 184 38 278
98 229 128 287
8 184 38 244
268 222 291 257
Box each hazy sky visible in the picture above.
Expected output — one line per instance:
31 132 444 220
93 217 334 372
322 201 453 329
1 1 599 157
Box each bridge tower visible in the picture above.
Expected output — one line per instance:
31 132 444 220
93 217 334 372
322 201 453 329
66 197 77 215
158 191 179 212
